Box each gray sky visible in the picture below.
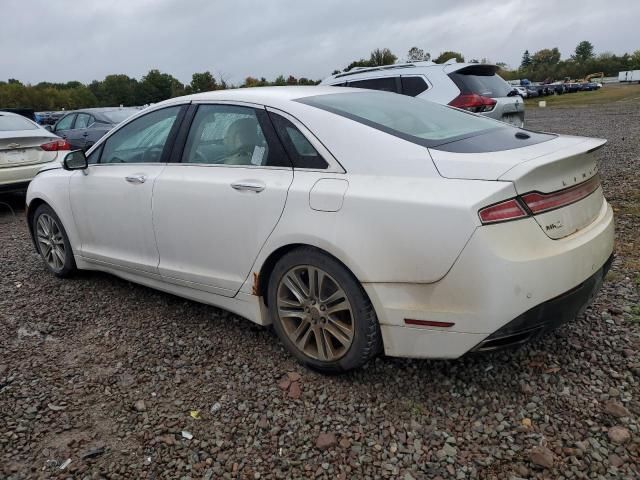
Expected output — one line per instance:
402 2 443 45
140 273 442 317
1 0 638 85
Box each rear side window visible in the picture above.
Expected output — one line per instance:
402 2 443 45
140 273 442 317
449 65 512 98
0 114 38 131
400 76 429 97
347 77 399 93
182 104 289 167
55 114 75 131
269 113 328 169
74 113 91 129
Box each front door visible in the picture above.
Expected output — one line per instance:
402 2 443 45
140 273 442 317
69 105 185 274
152 103 293 296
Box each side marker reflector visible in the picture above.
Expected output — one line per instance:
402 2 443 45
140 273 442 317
404 319 455 328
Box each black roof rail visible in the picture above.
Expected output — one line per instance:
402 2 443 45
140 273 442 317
331 63 429 80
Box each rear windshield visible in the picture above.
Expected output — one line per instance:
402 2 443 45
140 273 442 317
449 65 512 98
0 114 38 131
296 91 504 147
102 109 138 124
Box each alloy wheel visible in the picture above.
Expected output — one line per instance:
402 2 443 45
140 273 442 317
36 214 66 271
276 265 355 361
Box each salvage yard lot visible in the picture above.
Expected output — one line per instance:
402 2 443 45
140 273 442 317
525 82 640 108
1 102 639 479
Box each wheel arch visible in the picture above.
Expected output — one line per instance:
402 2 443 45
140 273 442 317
26 197 48 250
257 243 369 307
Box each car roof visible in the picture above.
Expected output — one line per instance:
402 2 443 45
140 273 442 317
153 86 358 110
319 61 499 84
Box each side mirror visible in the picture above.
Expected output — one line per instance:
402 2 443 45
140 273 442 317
63 150 88 171
44 125 53 132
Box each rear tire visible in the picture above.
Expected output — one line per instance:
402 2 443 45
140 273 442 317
32 204 76 278
267 247 382 373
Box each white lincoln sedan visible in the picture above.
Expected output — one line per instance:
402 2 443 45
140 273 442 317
26 86 614 372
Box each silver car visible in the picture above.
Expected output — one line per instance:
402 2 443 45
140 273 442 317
0 111 70 193
320 60 525 127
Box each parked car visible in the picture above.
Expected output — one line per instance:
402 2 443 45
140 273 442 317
514 86 528 98
320 61 525 127
525 87 539 98
26 87 614 372
0 108 37 122
49 107 139 151
0 111 69 193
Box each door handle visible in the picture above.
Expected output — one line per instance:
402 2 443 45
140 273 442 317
125 174 147 184
231 181 265 193
82 132 89 137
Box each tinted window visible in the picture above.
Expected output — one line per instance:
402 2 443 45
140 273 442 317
298 91 503 145
101 106 181 164
182 104 287 167
401 76 429 97
448 66 512 98
74 113 91 129
269 113 328 169
347 77 398 93
0 114 38 131
55 114 75 131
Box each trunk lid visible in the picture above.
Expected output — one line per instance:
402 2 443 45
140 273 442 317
0 132 59 168
429 134 607 239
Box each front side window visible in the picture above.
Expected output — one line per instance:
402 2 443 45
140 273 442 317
347 77 399 93
55 114 75 131
100 106 181 164
182 104 287 167
269 113 328 169
74 113 91 129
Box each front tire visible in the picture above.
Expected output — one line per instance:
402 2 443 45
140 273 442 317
267 247 381 373
32 204 76 278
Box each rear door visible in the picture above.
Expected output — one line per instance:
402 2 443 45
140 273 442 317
447 65 524 126
65 112 91 150
152 102 293 296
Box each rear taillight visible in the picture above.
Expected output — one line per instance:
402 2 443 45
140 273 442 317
40 139 71 151
478 199 528 224
521 175 601 214
478 175 601 225
449 93 497 113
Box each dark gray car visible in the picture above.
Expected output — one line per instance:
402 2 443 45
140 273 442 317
49 108 140 151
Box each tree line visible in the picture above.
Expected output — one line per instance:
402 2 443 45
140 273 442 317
2 41 639 111
0 70 320 111
504 41 640 82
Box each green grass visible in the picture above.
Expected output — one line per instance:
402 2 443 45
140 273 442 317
525 83 640 108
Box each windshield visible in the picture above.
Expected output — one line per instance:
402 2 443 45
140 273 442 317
0 114 38 131
102 109 138 124
297 91 505 147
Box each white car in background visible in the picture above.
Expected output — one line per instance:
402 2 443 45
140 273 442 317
0 112 69 193
26 87 613 372
320 60 525 127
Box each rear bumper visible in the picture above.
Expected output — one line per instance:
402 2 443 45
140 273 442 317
471 253 613 352
0 180 30 193
364 200 614 359
0 158 59 190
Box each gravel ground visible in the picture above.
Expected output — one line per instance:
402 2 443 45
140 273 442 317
1 102 638 479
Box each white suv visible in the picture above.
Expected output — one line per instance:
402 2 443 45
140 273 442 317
320 60 525 127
